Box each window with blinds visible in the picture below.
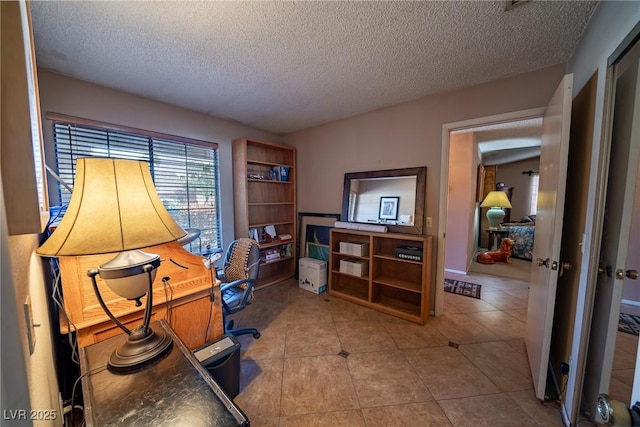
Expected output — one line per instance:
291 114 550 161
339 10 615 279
52 121 221 253
529 174 540 216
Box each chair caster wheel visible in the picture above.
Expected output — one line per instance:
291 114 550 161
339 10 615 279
253 332 261 339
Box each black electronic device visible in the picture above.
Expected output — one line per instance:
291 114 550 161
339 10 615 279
395 245 423 262
193 334 241 398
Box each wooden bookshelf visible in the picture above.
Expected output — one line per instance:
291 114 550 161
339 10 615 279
329 229 432 324
232 138 296 288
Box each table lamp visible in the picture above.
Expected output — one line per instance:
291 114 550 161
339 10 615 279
37 157 186 373
480 190 512 229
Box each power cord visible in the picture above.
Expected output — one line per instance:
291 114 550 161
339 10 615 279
43 205 81 366
43 203 66 234
540 371 569 427
68 364 107 427
161 276 173 325
49 259 80 365
202 252 222 342
541 374 568 406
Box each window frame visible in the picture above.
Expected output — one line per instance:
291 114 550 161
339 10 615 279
46 113 221 254
529 173 540 216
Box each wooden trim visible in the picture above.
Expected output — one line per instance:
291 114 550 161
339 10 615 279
475 164 486 202
45 112 218 149
1 1 48 234
437 107 546 317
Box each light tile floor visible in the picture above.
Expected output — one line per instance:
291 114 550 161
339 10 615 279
228 272 566 426
611 329 639 406
614 302 640 407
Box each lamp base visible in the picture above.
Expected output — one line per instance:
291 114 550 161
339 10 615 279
108 325 173 374
486 207 506 229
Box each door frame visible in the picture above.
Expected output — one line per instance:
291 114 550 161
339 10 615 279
437 99 589 426
436 107 544 316
580 24 640 423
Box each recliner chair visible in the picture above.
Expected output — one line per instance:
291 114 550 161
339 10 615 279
219 238 261 339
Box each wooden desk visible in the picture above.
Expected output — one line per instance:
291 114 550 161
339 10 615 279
58 241 223 349
80 320 248 426
485 228 510 250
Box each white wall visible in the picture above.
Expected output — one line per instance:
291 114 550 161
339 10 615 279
445 132 478 273
496 157 541 222
1 187 35 424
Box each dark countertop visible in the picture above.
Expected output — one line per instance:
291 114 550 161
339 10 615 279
80 320 248 426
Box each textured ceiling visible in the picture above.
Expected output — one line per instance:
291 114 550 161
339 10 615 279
30 1 597 135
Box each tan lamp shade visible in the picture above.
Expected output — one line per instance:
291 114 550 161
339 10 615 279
37 158 186 256
480 191 512 209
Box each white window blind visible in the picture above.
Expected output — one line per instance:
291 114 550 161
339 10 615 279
52 120 221 253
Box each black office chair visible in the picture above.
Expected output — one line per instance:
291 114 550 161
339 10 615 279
219 238 261 339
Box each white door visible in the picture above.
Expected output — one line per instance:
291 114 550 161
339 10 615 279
583 47 640 422
526 74 574 399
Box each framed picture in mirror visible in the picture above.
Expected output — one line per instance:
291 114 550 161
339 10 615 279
378 197 399 220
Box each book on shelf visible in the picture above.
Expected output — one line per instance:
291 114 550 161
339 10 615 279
260 248 281 263
282 243 292 257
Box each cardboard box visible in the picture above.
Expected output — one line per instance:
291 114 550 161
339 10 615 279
339 258 369 277
298 257 327 294
339 241 369 257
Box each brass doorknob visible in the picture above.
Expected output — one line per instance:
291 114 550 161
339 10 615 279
536 258 549 268
615 269 638 280
559 261 572 277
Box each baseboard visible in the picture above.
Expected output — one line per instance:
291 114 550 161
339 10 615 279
444 268 467 275
467 251 478 273
561 402 570 427
621 299 640 307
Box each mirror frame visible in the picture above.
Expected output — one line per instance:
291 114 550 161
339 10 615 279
342 166 426 235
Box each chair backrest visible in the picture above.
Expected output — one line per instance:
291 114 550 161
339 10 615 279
223 238 260 283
